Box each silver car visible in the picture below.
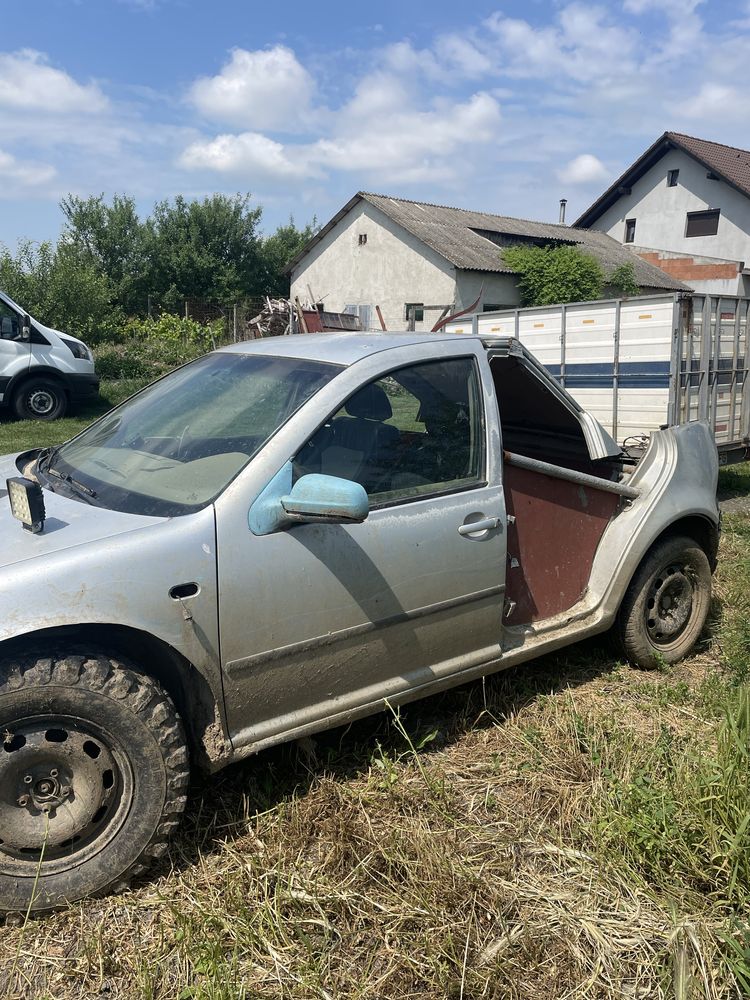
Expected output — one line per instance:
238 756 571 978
0 333 719 911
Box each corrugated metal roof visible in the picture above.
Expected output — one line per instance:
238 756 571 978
575 131 750 227
285 192 686 291
359 193 685 289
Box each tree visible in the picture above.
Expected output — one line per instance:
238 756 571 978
260 217 317 297
148 193 264 310
60 194 152 316
0 240 120 342
503 244 605 306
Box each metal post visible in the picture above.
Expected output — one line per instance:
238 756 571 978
560 304 567 389
233 303 238 343
612 299 621 441
698 295 711 421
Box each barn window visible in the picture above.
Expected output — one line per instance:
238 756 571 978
685 209 720 238
667 169 679 187
624 218 636 243
405 303 425 323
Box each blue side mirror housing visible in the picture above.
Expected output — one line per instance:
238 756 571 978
248 465 369 535
281 474 369 524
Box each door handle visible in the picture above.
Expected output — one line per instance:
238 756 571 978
458 517 500 536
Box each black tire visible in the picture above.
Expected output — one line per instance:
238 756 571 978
12 377 67 421
0 653 189 913
617 535 712 670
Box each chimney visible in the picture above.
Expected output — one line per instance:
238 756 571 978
558 198 567 225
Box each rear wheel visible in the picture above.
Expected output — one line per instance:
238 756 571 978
0 653 189 913
12 377 67 421
617 535 712 669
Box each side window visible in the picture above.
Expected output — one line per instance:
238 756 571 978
0 301 20 340
294 357 485 506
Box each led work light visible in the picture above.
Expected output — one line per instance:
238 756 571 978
6 477 45 533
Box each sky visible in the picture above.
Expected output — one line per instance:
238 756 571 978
1 0 748 248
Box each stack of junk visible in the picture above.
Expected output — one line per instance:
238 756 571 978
245 298 367 338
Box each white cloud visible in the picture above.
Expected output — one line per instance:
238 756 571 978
676 82 745 120
0 148 55 188
178 131 312 180
189 46 314 131
557 153 609 184
484 4 636 83
0 50 107 114
311 91 501 183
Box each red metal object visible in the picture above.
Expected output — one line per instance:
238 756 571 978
503 462 618 625
431 286 484 332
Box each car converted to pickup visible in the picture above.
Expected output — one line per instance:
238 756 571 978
0 332 719 912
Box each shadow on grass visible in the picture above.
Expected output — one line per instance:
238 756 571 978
164 632 624 879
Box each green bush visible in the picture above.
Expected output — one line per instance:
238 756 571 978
503 244 605 306
92 312 222 382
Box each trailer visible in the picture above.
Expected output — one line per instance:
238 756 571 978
443 293 750 464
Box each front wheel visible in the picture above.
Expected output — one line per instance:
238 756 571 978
617 535 712 669
12 377 67 420
0 653 189 913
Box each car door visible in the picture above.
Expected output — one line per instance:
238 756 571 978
216 347 507 750
0 299 30 404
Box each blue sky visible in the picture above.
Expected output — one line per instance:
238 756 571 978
1 0 748 247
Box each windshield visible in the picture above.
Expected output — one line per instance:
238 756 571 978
43 351 342 516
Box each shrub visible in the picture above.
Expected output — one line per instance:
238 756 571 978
503 244 605 306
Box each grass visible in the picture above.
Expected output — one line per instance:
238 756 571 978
0 401 749 997
0 379 146 454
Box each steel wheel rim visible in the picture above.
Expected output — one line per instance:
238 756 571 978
645 562 695 647
27 389 56 416
0 715 134 877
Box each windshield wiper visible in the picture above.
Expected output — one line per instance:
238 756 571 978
36 446 59 474
46 466 97 499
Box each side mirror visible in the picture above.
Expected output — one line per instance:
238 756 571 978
21 314 31 341
281 474 368 525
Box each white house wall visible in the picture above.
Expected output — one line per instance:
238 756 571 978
592 148 750 285
455 271 521 312
289 200 457 331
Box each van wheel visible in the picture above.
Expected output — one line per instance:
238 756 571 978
617 535 712 669
12 378 67 420
0 653 189 913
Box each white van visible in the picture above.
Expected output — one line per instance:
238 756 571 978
0 289 99 420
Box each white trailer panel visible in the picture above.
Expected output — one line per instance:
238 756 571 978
446 293 750 462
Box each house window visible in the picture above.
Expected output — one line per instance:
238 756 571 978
405 303 425 324
624 218 636 243
685 209 720 238
358 233 367 245
667 169 679 187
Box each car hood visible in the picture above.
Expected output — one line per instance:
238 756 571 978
0 453 163 570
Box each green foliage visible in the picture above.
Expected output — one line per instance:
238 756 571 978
60 193 152 316
261 216 317 297
148 193 264 311
503 243 605 306
592 686 750 911
94 315 219 380
0 239 122 343
608 261 641 297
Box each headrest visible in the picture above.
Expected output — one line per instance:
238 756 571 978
345 383 392 421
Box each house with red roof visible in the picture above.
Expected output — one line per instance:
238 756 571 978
575 132 750 296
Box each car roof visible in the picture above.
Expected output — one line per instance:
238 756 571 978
219 331 478 366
